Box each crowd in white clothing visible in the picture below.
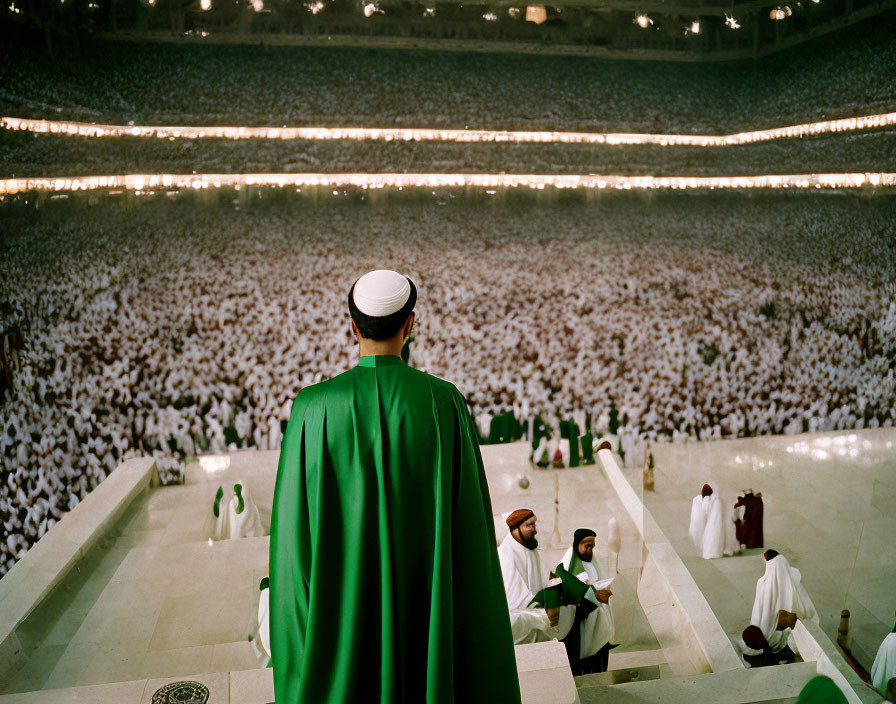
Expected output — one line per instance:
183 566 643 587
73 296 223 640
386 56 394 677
1 191 894 576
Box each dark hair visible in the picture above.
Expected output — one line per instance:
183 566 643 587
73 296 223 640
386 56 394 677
701 484 713 497
348 277 417 341
742 625 767 650
764 549 779 561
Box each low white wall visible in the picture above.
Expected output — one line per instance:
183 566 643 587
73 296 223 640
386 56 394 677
791 620 884 704
597 448 745 675
0 457 158 688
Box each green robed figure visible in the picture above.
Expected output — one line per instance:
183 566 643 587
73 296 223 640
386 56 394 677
270 270 522 703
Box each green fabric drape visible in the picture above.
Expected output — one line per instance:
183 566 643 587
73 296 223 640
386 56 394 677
796 676 848 704
270 354 522 704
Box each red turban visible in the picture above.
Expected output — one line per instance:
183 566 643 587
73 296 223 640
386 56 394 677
506 509 535 531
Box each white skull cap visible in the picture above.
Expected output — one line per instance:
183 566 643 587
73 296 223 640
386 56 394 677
352 270 411 317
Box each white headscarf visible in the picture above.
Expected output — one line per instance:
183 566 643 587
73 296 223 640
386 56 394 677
750 554 819 651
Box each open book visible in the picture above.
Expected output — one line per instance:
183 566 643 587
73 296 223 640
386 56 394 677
575 574 614 590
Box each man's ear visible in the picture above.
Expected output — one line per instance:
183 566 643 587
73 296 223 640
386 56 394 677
403 313 415 339
351 318 360 340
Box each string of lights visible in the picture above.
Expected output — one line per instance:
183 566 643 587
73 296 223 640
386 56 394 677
2 172 893 195
3 112 894 147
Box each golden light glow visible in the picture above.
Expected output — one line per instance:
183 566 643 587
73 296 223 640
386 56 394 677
4 112 894 148
770 8 786 19
635 14 652 28
1 172 894 196
525 5 546 23
200 0 210 9
724 15 740 29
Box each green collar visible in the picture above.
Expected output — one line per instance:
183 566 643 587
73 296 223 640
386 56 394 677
358 355 404 368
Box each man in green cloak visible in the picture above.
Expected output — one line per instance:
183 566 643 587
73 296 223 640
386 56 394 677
270 270 522 704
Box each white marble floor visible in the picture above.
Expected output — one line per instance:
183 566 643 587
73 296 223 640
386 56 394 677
637 427 896 668
2 443 673 693
1 452 277 693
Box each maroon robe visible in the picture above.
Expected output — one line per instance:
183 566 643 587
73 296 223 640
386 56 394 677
734 492 764 549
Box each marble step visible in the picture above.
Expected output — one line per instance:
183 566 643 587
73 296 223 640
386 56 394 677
577 661 818 703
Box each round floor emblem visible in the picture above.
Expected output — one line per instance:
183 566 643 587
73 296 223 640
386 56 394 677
151 681 210 704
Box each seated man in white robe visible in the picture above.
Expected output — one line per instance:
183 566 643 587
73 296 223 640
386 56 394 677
556 528 615 675
211 485 229 540
871 615 896 696
689 483 739 559
497 509 573 644
211 482 266 541
226 481 265 539
750 550 819 653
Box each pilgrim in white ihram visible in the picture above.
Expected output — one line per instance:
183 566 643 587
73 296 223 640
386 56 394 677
211 482 265 541
870 617 896 696
557 529 615 672
689 483 740 559
750 551 819 653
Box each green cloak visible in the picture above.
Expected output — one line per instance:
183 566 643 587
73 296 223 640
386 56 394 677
270 354 522 703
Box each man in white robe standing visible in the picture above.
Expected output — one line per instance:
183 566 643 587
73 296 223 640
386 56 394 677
497 509 573 644
750 550 819 653
689 484 740 559
871 616 896 696
557 528 615 675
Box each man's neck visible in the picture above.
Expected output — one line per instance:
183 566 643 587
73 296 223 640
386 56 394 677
359 338 403 358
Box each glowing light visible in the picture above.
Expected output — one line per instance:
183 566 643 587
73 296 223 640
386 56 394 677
423 5 434 14
687 20 700 34
305 0 322 11
525 5 546 23
482 11 497 20
724 15 740 28
3 171 895 197
362 2 380 16
507 6 519 16
200 0 210 9
7 1 20 11
770 8 786 19
5 112 895 147
634 14 652 27
250 0 262 10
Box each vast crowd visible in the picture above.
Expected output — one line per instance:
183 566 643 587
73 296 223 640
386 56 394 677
1 191 895 575
2 13 896 133
1 7 895 577
3 129 896 179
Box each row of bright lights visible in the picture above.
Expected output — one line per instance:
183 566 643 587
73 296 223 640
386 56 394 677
4 112 894 148
634 0 816 32
183 0 810 25
2 172 894 195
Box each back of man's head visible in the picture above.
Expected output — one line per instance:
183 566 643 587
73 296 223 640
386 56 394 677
348 270 416 341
